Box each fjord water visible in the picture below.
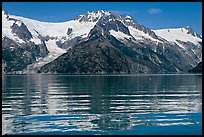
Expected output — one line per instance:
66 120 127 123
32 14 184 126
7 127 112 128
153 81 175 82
2 74 202 135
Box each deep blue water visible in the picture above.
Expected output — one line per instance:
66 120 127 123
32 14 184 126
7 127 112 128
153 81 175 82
2 74 202 135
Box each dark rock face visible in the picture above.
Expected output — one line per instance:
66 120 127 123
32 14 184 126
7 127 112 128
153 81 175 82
11 20 33 41
76 11 158 40
88 25 109 38
39 25 178 74
2 10 202 74
2 37 20 48
67 28 72 35
3 47 29 72
185 26 202 39
56 36 84 49
24 41 49 58
2 10 49 73
174 40 202 71
37 34 50 41
97 15 131 36
40 36 132 74
2 37 49 73
188 62 202 73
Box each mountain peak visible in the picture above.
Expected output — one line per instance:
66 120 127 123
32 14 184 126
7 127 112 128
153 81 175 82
184 26 201 39
75 10 111 23
2 9 9 19
125 15 132 19
75 10 158 39
184 26 193 32
95 10 105 14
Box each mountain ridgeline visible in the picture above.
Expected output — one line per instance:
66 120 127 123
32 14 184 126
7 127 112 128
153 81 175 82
2 10 202 74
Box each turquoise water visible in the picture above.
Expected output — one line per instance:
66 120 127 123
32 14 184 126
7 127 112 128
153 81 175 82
2 74 202 135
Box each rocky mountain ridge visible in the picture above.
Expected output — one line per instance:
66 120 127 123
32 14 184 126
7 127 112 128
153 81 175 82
2 9 202 74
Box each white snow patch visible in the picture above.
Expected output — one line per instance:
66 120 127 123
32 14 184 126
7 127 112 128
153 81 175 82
30 37 42 45
3 12 96 46
2 13 26 44
128 26 161 42
3 12 96 69
77 10 109 22
174 42 185 49
32 52 66 68
153 28 202 49
110 30 131 40
11 15 95 39
45 39 66 54
32 39 67 68
126 16 132 19
15 20 22 27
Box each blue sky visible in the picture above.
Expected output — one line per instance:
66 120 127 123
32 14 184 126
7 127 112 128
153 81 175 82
2 2 202 35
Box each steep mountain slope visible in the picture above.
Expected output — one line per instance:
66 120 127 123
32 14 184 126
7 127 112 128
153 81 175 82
188 62 202 73
2 10 97 71
2 9 202 74
153 27 202 69
2 10 49 73
74 10 202 72
154 27 201 49
39 27 132 74
39 25 177 74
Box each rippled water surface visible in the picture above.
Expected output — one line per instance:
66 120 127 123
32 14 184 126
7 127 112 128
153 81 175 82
2 74 202 135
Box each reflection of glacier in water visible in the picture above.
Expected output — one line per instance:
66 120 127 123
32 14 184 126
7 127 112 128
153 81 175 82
2 74 202 135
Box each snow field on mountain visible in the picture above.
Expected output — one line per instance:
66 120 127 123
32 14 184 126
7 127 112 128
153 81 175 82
2 11 25 43
11 15 96 40
110 30 132 40
154 28 202 49
128 26 161 42
2 9 202 72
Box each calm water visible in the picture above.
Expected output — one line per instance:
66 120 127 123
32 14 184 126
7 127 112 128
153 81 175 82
2 74 202 135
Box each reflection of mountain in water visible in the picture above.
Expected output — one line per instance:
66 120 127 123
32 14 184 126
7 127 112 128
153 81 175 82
2 74 202 134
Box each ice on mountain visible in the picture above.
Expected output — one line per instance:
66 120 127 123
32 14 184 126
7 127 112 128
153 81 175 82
154 27 202 47
125 15 132 19
15 20 22 27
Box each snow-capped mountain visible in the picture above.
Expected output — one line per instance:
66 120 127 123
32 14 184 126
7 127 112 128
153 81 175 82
154 27 202 49
154 27 202 62
2 9 202 74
